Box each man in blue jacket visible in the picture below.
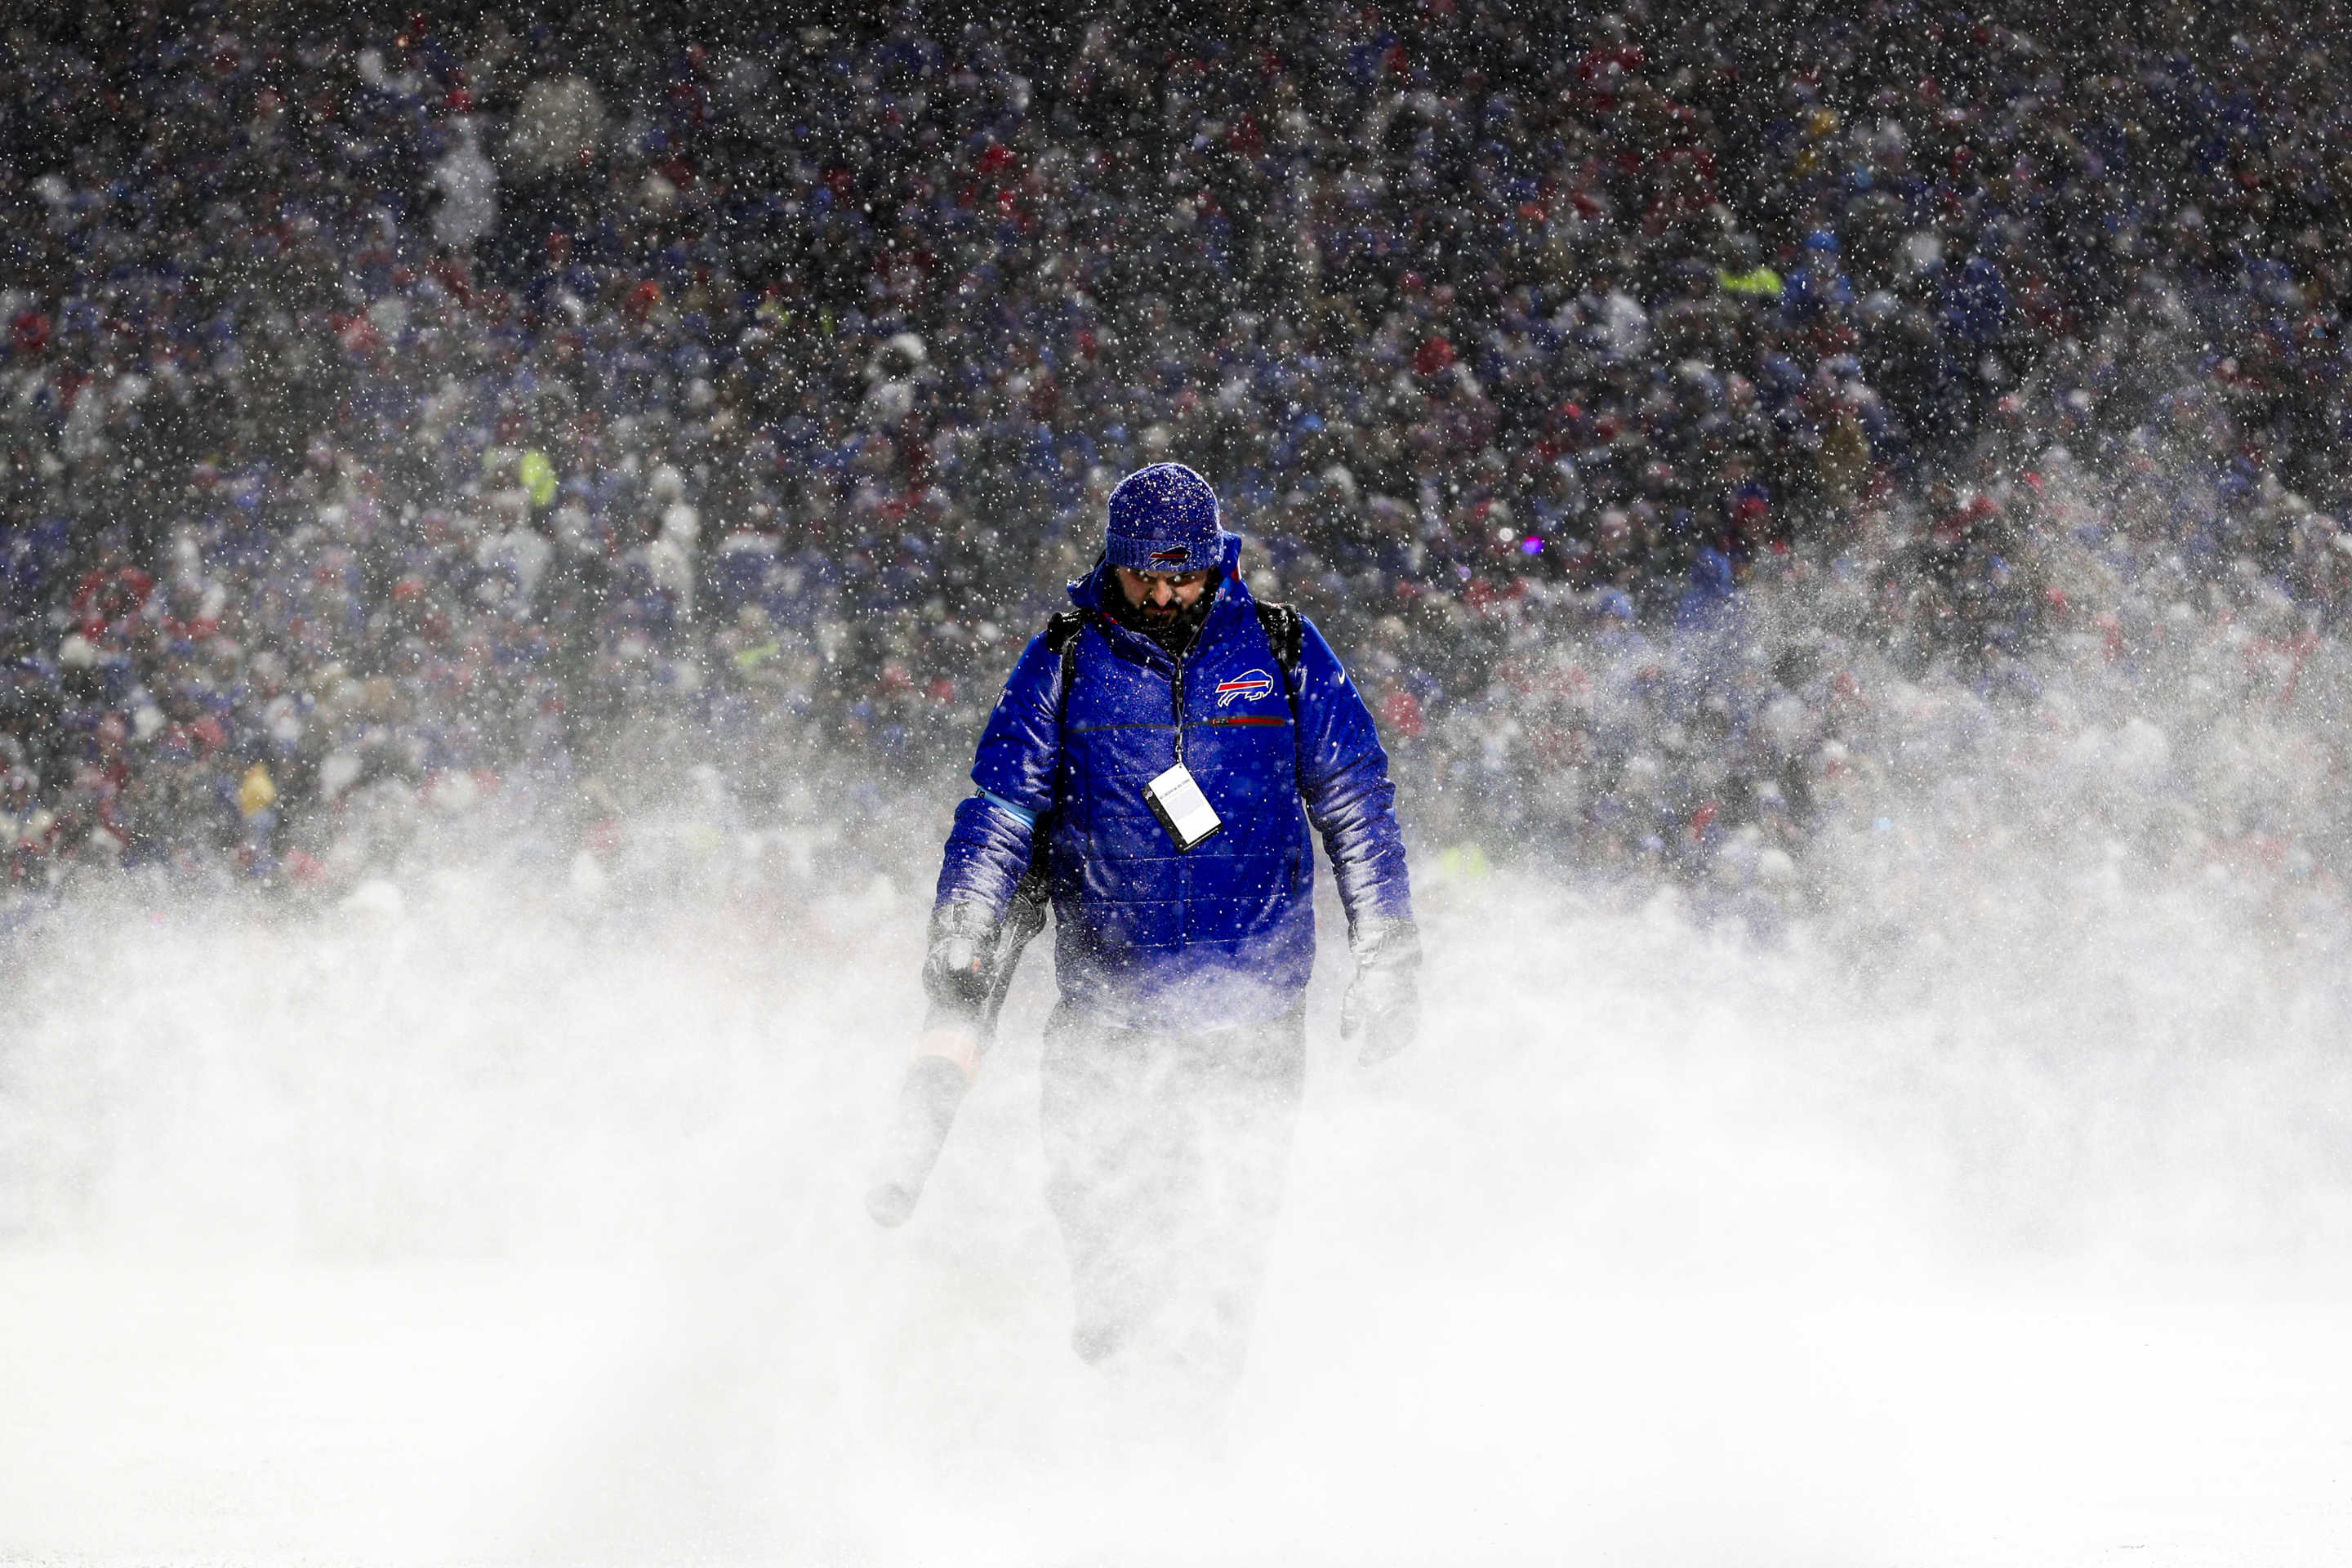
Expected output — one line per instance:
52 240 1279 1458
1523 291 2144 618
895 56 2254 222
925 461 1419 1389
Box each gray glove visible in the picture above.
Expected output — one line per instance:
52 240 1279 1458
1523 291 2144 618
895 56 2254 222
1340 916 1422 1065
921 900 999 1014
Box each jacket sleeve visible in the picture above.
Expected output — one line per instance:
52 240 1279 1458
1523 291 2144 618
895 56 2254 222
933 629 1062 920
1290 615 1413 931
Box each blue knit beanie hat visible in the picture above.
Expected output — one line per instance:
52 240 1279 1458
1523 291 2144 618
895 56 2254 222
1105 463 1225 573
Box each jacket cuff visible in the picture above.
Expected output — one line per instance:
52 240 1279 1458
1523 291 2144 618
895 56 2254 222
1348 915 1422 972
930 898 1000 939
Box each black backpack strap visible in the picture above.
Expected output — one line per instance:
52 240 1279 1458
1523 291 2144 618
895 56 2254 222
1254 599 1304 687
1044 608 1086 707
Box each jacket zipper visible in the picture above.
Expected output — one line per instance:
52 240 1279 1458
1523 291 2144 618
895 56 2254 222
1171 660 1187 764
1100 599 1212 762
1172 614 1214 764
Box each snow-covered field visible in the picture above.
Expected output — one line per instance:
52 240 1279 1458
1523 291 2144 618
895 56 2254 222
2 849 2348 1567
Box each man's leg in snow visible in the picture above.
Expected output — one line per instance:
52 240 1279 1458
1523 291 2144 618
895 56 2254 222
1039 1003 1307 1386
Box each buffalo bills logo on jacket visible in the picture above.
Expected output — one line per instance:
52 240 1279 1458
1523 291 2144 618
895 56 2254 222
1216 669 1276 706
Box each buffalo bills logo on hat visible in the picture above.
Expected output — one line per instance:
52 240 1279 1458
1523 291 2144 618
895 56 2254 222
1149 546 1192 565
1215 669 1276 706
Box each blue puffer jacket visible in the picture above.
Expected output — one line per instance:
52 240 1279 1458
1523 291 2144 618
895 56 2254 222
934 541 1411 1031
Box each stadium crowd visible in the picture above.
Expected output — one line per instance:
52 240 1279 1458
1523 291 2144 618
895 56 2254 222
2 2 2351 928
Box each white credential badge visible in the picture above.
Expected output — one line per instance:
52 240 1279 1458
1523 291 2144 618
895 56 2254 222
1143 763 1223 850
